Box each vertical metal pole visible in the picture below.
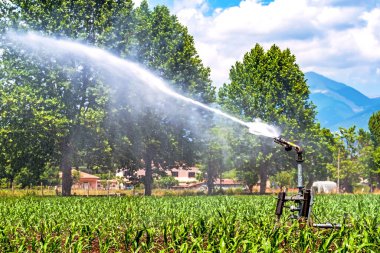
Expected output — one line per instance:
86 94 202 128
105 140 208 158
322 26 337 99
297 162 303 218
337 148 340 193
108 171 110 196
297 162 303 191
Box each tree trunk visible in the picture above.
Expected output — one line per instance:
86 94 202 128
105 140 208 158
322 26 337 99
61 165 72 196
144 157 153 196
248 184 254 193
342 179 353 193
61 143 72 196
259 164 267 194
207 159 214 195
259 141 269 194
306 175 314 189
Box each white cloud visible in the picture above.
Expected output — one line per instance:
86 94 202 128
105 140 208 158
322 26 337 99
311 89 329 94
353 8 380 60
170 0 380 97
133 0 144 7
173 0 209 13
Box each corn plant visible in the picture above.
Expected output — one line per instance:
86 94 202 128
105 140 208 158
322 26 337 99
0 194 379 252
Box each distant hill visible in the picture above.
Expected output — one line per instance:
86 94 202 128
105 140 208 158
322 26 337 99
305 72 380 131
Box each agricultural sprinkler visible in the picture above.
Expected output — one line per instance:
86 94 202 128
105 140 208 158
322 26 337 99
273 137 342 229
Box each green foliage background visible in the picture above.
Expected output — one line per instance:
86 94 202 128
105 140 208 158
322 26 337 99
0 0 379 195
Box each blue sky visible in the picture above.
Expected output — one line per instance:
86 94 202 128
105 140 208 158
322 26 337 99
135 0 380 98
148 0 274 9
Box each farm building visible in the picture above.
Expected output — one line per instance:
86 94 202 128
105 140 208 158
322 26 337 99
97 178 131 190
172 179 244 190
116 167 243 190
168 167 200 183
59 170 100 190
213 179 244 189
117 167 201 183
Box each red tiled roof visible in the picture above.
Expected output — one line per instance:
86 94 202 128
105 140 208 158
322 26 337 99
172 182 204 189
136 167 200 178
59 170 100 180
214 179 242 185
79 171 100 179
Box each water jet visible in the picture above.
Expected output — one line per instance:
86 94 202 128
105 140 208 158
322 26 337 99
6 31 280 138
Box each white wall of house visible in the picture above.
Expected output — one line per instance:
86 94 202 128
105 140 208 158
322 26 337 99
117 167 201 183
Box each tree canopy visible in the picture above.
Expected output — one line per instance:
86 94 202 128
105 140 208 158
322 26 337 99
0 1 379 195
218 44 330 193
0 0 215 195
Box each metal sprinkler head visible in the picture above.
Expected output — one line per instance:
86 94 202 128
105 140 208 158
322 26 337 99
273 137 303 162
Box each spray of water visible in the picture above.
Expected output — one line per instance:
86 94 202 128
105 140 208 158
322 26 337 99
5 31 280 138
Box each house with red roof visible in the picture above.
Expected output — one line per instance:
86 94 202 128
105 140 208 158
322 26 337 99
74 171 99 189
60 170 100 190
120 166 201 183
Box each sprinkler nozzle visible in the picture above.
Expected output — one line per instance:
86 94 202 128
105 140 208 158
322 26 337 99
274 137 303 162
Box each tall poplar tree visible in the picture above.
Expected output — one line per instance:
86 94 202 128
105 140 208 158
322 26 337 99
1 0 215 196
218 44 317 193
111 2 215 195
2 0 131 195
369 111 380 188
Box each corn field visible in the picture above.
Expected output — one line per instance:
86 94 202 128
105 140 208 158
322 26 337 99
0 195 379 252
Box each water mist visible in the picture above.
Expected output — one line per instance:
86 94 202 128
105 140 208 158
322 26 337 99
6 31 280 138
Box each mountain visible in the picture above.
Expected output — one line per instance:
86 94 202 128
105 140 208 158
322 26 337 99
305 72 380 131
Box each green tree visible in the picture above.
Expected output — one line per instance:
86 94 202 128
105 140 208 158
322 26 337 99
236 170 259 193
130 2 215 102
369 111 380 147
4 0 123 195
368 112 380 188
114 2 215 195
0 48 70 188
303 124 335 187
218 44 316 193
373 147 380 188
1 0 215 197
202 126 234 195
357 129 377 189
331 127 362 193
39 163 60 186
270 169 296 189
326 127 380 192
221 125 261 194
156 176 178 189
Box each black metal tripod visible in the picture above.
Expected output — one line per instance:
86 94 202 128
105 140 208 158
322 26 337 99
273 137 341 229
